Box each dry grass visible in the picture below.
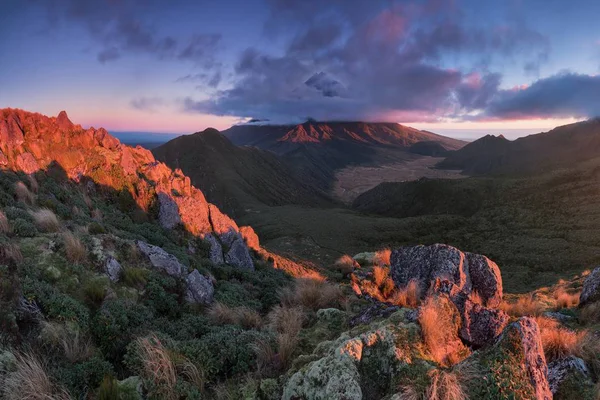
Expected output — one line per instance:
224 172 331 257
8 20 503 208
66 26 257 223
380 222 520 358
14 181 34 205
63 232 87 263
575 332 600 378
254 332 299 376
580 301 600 325
372 265 389 287
374 248 392 266
535 316 585 362
0 241 23 266
27 175 39 194
41 322 94 363
419 297 466 366
136 335 177 400
389 280 421 308
499 295 544 317
425 369 471 400
0 210 10 234
333 254 356 275
278 278 344 311
31 208 60 232
267 305 305 336
553 287 579 309
208 302 262 329
91 208 103 222
2 352 71 400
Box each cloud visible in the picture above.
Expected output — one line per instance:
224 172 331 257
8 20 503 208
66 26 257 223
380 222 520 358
183 0 552 122
484 72 600 119
130 97 166 112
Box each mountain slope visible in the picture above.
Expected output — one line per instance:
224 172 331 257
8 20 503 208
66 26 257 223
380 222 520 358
438 119 600 175
152 128 333 217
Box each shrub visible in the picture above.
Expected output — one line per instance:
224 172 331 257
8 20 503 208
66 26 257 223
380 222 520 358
63 232 87 263
83 278 108 307
88 222 107 235
333 255 356 276
40 322 94 363
12 218 37 237
0 241 23 266
96 376 141 400
14 181 34 205
122 266 149 288
2 352 71 400
31 208 60 232
278 278 344 311
142 273 183 318
23 278 90 326
0 210 10 234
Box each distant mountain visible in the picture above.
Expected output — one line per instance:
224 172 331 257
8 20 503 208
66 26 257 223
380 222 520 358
438 119 600 175
223 121 465 153
152 128 333 217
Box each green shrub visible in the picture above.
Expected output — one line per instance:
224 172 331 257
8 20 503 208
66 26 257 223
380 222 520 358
121 267 149 288
96 376 141 400
149 314 212 341
22 278 89 326
83 277 109 307
89 222 107 235
54 356 114 398
142 272 184 318
12 218 37 237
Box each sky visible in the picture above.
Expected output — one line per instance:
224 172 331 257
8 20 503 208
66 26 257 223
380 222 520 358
1 0 600 138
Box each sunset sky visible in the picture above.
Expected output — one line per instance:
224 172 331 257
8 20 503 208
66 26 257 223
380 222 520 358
1 0 600 138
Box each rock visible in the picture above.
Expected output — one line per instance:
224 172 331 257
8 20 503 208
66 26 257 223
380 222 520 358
240 226 260 251
352 252 376 266
157 192 181 229
185 269 214 304
56 111 74 131
349 302 402 327
0 150 7 166
543 311 575 323
548 356 594 397
460 299 509 347
104 257 122 282
136 240 184 277
15 152 39 174
224 234 255 270
204 233 224 265
390 244 505 345
580 266 600 307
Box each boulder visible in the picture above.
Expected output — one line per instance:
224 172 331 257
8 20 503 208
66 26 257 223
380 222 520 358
204 233 224 265
136 240 184 277
349 302 402 327
185 270 214 305
579 266 600 307
225 236 255 270
352 252 376 266
157 192 181 229
104 257 122 282
548 356 594 397
390 244 505 345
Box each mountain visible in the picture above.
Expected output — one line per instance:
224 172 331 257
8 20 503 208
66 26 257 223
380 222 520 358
438 118 600 175
152 128 333 217
223 121 465 153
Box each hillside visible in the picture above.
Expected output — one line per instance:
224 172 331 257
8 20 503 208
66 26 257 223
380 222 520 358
438 118 600 175
152 129 333 217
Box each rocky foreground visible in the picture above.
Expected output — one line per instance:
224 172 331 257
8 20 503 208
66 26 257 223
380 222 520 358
0 109 599 399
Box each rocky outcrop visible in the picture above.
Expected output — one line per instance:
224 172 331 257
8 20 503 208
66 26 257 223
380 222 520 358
185 270 214 305
136 240 185 277
205 233 224 265
104 257 122 282
548 356 594 397
240 226 260 252
579 266 600 307
224 235 255 270
157 192 181 229
390 244 507 345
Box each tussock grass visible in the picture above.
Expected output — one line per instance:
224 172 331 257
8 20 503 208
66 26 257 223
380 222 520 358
27 175 39 194
31 208 60 232
374 248 391 266
333 254 356 275
553 287 579 309
278 278 344 311
91 208 103 222
41 322 94 363
254 332 299 376
2 352 71 400
389 280 421 308
0 210 10 234
122 266 148 288
208 302 262 329
419 297 466 366
136 335 177 400
580 301 600 325
62 232 86 263
14 181 34 205
499 295 544 317
372 265 389 287
267 305 305 336
536 316 585 362
0 241 23 266
425 369 471 400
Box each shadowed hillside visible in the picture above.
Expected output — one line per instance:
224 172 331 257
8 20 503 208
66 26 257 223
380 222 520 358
152 128 333 217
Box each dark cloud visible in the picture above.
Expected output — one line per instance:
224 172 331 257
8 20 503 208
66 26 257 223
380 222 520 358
184 0 553 122
484 73 600 119
130 97 166 112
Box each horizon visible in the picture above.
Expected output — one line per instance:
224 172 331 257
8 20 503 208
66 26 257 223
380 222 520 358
2 0 600 139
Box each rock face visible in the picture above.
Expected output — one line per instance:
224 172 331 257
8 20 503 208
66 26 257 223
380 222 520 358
185 270 214 305
205 233 224 265
104 257 122 282
136 240 184 277
579 266 600 307
548 356 594 397
390 244 507 345
224 235 255 270
157 192 181 229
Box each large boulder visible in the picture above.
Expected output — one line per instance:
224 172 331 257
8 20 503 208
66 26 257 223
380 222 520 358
136 240 184 277
185 270 214 305
225 235 255 270
204 233 224 265
579 266 600 307
548 356 595 398
390 244 506 346
157 192 181 229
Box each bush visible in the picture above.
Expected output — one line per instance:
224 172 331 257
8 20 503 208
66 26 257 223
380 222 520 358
142 273 183 318
54 356 114 398
88 222 107 235
31 208 60 232
23 278 90 326
0 241 23 266
333 255 356 276
122 266 149 288
12 218 37 237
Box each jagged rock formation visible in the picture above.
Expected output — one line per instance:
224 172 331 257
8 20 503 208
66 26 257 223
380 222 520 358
579 266 600 307
390 244 508 346
0 108 254 270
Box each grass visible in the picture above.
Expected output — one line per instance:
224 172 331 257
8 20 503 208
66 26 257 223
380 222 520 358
535 316 586 362
333 254 356 276
373 248 391 266
253 332 299 376
122 266 148 288
0 210 10 234
136 335 177 400
0 241 23 266
14 181 34 205
31 208 60 232
267 305 305 336
553 287 579 309
389 280 421 308
278 278 344 311
499 295 545 317
41 322 94 363
63 232 87 263
208 302 262 329
425 368 471 400
580 301 600 325
2 352 71 400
